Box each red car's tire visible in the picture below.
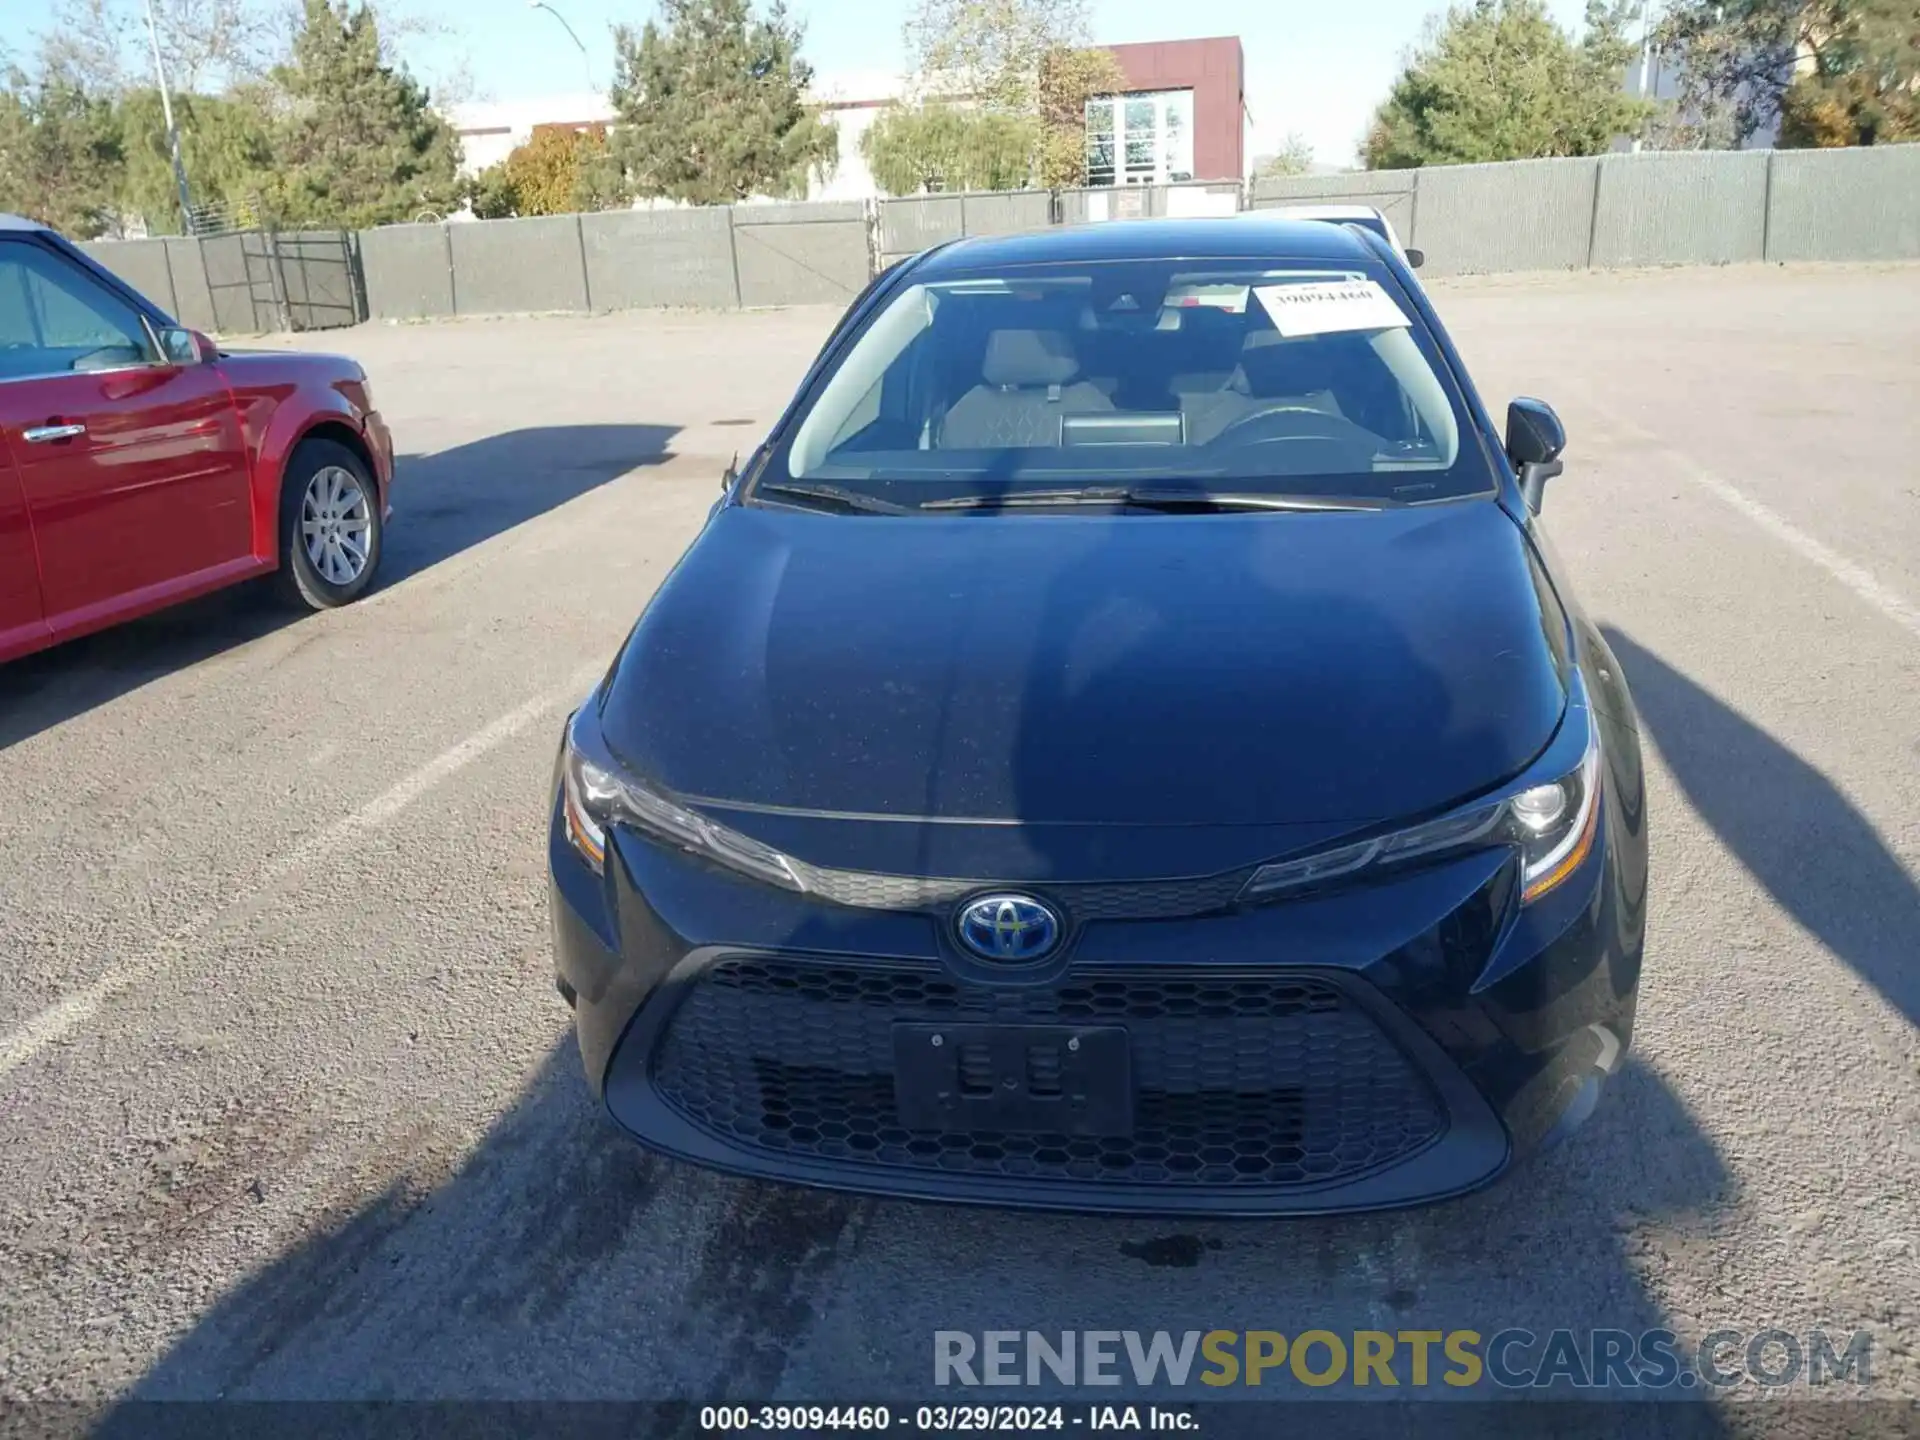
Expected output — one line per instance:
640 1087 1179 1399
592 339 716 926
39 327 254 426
275 439 384 611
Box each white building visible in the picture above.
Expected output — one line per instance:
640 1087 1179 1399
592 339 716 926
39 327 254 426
805 71 911 202
444 72 909 201
446 93 618 177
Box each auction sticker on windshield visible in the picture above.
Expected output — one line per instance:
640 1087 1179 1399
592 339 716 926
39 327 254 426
1254 279 1411 338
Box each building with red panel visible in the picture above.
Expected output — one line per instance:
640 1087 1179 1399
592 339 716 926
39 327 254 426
1089 37 1247 185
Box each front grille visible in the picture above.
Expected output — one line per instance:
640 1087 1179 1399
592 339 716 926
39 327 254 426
783 860 1251 921
651 957 1447 1190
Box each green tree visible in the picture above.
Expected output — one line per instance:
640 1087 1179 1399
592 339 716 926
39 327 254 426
861 103 1036 193
1254 132 1316 180
1035 43 1126 187
572 137 632 212
899 0 1126 188
606 0 837 205
111 85 277 231
467 124 620 217
268 0 459 226
507 124 596 215
1363 0 1654 168
0 65 124 236
1661 0 1919 148
463 164 518 219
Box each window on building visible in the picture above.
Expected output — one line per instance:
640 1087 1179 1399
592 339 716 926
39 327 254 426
1087 103 1116 187
1084 89 1195 186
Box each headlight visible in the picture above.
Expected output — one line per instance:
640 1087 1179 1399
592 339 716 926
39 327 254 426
1240 706 1603 906
558 709 803 891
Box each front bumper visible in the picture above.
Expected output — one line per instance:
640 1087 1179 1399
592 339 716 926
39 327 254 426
549 746 1646 1216
364 410 395 518
603 948 1507 1214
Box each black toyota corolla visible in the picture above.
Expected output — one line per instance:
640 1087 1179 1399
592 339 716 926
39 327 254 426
548 215 1649 1215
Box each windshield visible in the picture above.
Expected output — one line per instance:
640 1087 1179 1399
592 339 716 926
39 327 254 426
763 257 1492 509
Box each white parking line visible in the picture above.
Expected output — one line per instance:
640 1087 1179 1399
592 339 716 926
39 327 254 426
1678 464 1920 643
1587 402 1920 644
0 664 603 1084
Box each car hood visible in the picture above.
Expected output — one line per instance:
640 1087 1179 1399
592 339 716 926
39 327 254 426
600 499 1567 879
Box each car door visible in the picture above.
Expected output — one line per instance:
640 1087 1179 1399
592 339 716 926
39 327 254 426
0 236 254 633
0 450 47 661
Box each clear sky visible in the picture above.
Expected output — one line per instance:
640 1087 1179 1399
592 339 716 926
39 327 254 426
3 0 1599 167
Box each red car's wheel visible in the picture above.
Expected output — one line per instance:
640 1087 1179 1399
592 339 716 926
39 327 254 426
275 439 384 611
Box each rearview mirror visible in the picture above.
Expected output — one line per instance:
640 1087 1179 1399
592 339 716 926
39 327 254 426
1506 398 1566 514
1405 247 1426 270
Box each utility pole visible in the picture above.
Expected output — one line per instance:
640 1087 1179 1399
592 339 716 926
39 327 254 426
142 0 196 231
1630 2 1655 154
529 1 596 92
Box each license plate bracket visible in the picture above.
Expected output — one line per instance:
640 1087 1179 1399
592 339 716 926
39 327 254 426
893 1023 1133 1137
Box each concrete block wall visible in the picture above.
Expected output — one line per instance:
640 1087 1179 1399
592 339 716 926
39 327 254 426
162 238 217 331
70 146 1920 335
581 209 737 309
1765 145 1920 262
447 214 590 315
352 202 872 320
1416 158 1601 276
81 230 357 333
1248 169 1419 243
1590 150 1770 268
1253 147 1920 277
358 224 454 320
77 239 178 317
731 201 870 307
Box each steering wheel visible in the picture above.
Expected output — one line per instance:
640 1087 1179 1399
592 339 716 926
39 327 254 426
1207 403 1376 449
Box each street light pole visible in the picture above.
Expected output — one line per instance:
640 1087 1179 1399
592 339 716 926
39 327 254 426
142 0 196 231
1630 2 1655 154
529 0 595 92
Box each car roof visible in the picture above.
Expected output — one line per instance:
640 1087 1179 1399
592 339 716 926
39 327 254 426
0 214 52 234
912 214 1383 276
1266 204 1388 222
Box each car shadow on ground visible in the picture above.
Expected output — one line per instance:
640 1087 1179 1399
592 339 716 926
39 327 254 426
0 423 678 753
1602 627 1920 1029
103 1035 1731 1435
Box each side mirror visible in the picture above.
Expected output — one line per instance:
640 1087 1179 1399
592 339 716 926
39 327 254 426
1405 247 1426 270
721 451 739 495
1506 397 1566 514
153 325 217 366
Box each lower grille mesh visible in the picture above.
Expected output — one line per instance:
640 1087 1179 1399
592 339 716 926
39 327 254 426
651 957 1446 1189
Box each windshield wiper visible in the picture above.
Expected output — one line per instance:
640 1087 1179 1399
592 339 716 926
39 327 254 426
921 486 1390 513
754 481 915 515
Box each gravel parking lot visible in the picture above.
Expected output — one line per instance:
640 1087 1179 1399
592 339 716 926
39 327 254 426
1 264 1917 1431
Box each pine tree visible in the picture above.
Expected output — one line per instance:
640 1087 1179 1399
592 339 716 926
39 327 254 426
112 86 277 231
1364 0 1654 168
269 0 458 226
607 0 836 205
0 65 124 236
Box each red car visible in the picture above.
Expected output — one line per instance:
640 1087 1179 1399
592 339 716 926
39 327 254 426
0 214 394 665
